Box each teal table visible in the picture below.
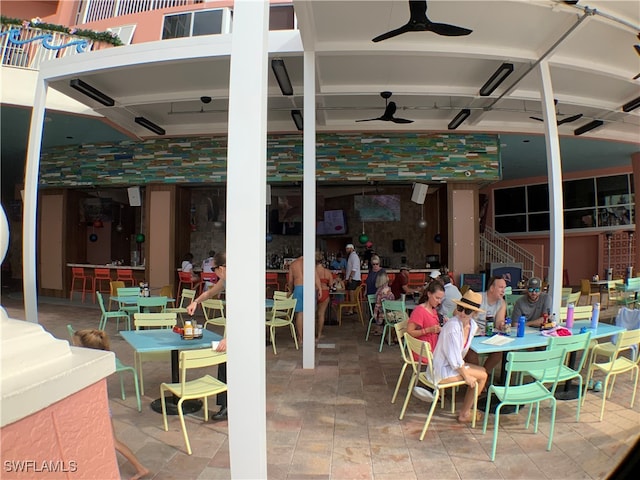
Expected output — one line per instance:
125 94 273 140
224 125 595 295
121 329 222 414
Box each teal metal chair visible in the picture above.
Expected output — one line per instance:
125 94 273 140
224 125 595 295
379 299 407 352
482 348 566 462
364 294 377 341
527 331 592 421
117 286 141 320
96 291 131 331
136 295 168 313
67 324 141 412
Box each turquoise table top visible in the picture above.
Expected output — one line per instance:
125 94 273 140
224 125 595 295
120 329 221 353
471 320 624 355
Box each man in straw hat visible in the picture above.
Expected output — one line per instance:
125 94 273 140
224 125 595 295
428 290 488 423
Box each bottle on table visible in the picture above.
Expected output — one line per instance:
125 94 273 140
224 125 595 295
590 302 600 329
183 320 194 339
566 303 575 328
517 316 526 337
503 317 512 336
485 316 494 337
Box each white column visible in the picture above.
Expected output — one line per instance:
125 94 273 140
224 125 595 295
226 1 268 477
23 74 48 323
538 60 564 317
302 50 316 369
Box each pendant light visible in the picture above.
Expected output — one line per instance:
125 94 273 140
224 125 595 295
358 187 368 244
418 203 427 229
116 204 124 233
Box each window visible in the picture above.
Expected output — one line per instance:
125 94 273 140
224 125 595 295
163 9 228 40
106 25 136 45
269 4 296 30
493 174 634 233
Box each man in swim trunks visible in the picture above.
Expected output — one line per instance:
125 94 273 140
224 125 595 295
287 255 321 344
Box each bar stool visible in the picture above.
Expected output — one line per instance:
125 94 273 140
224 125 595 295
116 268 136 286
177 271 199 297
265 272 280 294
70 267 92 303
199 272 218 295
93 268 113 303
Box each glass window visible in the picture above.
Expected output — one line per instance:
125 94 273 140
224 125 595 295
193 9 223 36
565 209 596 229
528 213 549 231
564 178 595 209
163 13 190 39
495 215 526 233
527 184 548 212
494 187 525 215
597 175 629 206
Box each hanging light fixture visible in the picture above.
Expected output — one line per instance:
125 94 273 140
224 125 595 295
116 205 124 233
358 187 368 244
418 203 427 229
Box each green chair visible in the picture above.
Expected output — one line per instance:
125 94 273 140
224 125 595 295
165 288 196 321
379 299 407 352
527 331 592 421
117 286 141 320
482 348 566 462
96 291 131 331
137 295 167 313
67 324 141 412
133 312 177 395
364 294 377 341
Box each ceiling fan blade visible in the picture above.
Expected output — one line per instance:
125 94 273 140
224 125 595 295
428 21 472 36
391 117 414 124
355 117 381 122
557 113 583 125
530 116 544 122
372 24 411 43
634 44 640 55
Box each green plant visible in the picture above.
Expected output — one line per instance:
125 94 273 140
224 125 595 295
0 15 123 46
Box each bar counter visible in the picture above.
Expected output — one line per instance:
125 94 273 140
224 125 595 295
67 263 145 270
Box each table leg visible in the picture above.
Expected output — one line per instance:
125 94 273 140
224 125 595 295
150 349 202 415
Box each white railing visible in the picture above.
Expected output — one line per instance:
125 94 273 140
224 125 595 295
0 25 106 70
480 225 540 279
78 0 198 24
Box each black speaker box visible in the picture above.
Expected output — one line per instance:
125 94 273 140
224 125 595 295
392 239 405 253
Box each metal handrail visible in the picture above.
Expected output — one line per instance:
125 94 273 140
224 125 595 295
480 225 546 279
78 0 196 24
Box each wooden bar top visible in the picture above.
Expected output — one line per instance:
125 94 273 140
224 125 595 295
67 263 145 271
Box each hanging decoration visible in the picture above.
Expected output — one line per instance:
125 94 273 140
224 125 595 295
418 203 427 229
266 204 273 243
116 204 124 233
89 233 98 242
359 187 369 244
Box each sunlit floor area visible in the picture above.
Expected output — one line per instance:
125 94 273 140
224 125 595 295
2 292 638 480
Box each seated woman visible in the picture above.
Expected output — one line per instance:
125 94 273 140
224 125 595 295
372 271 394 336
181 253 200 282
406 280 444 359
429 290 488 423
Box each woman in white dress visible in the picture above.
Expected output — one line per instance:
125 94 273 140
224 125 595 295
430 289 488 423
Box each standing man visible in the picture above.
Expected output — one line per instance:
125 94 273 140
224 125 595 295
344 244 361 315
287 256 322 343
465 276 507 375
439 274 462 318
365 254 385 295
511 277 552 327
186 252 228 420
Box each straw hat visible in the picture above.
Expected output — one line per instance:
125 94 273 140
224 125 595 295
453 289 485 313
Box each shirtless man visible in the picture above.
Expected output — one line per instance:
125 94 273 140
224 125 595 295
287 256 321 343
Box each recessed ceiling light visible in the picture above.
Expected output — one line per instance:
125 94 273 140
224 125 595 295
523 139 530 143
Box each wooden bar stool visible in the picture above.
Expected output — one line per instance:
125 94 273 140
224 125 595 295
265 272 280 294
70 267 92 303
93 268 113 303
116 268 136 286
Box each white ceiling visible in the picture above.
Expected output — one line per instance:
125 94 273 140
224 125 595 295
26 1 640 180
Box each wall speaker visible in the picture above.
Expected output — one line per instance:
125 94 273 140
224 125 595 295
411 183 429 204
392 239 405 253
127 186 141 207
266 184 271 206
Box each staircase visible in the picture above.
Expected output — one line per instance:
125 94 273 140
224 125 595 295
480 225 539 279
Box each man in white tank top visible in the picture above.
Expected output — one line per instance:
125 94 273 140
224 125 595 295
465 276 507 376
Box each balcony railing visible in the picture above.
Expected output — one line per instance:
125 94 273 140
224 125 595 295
78 0 200 24
1 25 113 70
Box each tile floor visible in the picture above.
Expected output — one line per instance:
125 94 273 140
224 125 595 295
1 293 638 480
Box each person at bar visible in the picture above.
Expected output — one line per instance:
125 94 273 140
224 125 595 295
365 254 385 296
390 265 420 300
344 244 361 315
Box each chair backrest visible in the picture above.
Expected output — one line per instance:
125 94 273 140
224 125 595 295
134 312 177 329
273 291 289 300
404 332 435 379
613 328 640 356
67 324 75 341
110 280 125 296
94 268 111 279
137 296 167 312
547 331 592 373
382 299 407 323
159 285 174 299
503 348 566 394
566 291 581 305
559 305 593 321
118 287 141 297
200 272 218 285
178 271 194 282
561 287 572 297
201 299 225 322
394 319 409 362
178 288 197 307
269 298 297 322
504 286 512 295
177 349 227 394
580 279 592 295
96 291 108 313
117 268 134 278
71 267 86 277
367 294 377 316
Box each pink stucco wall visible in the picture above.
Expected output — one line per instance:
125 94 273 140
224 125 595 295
1 380 119 479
